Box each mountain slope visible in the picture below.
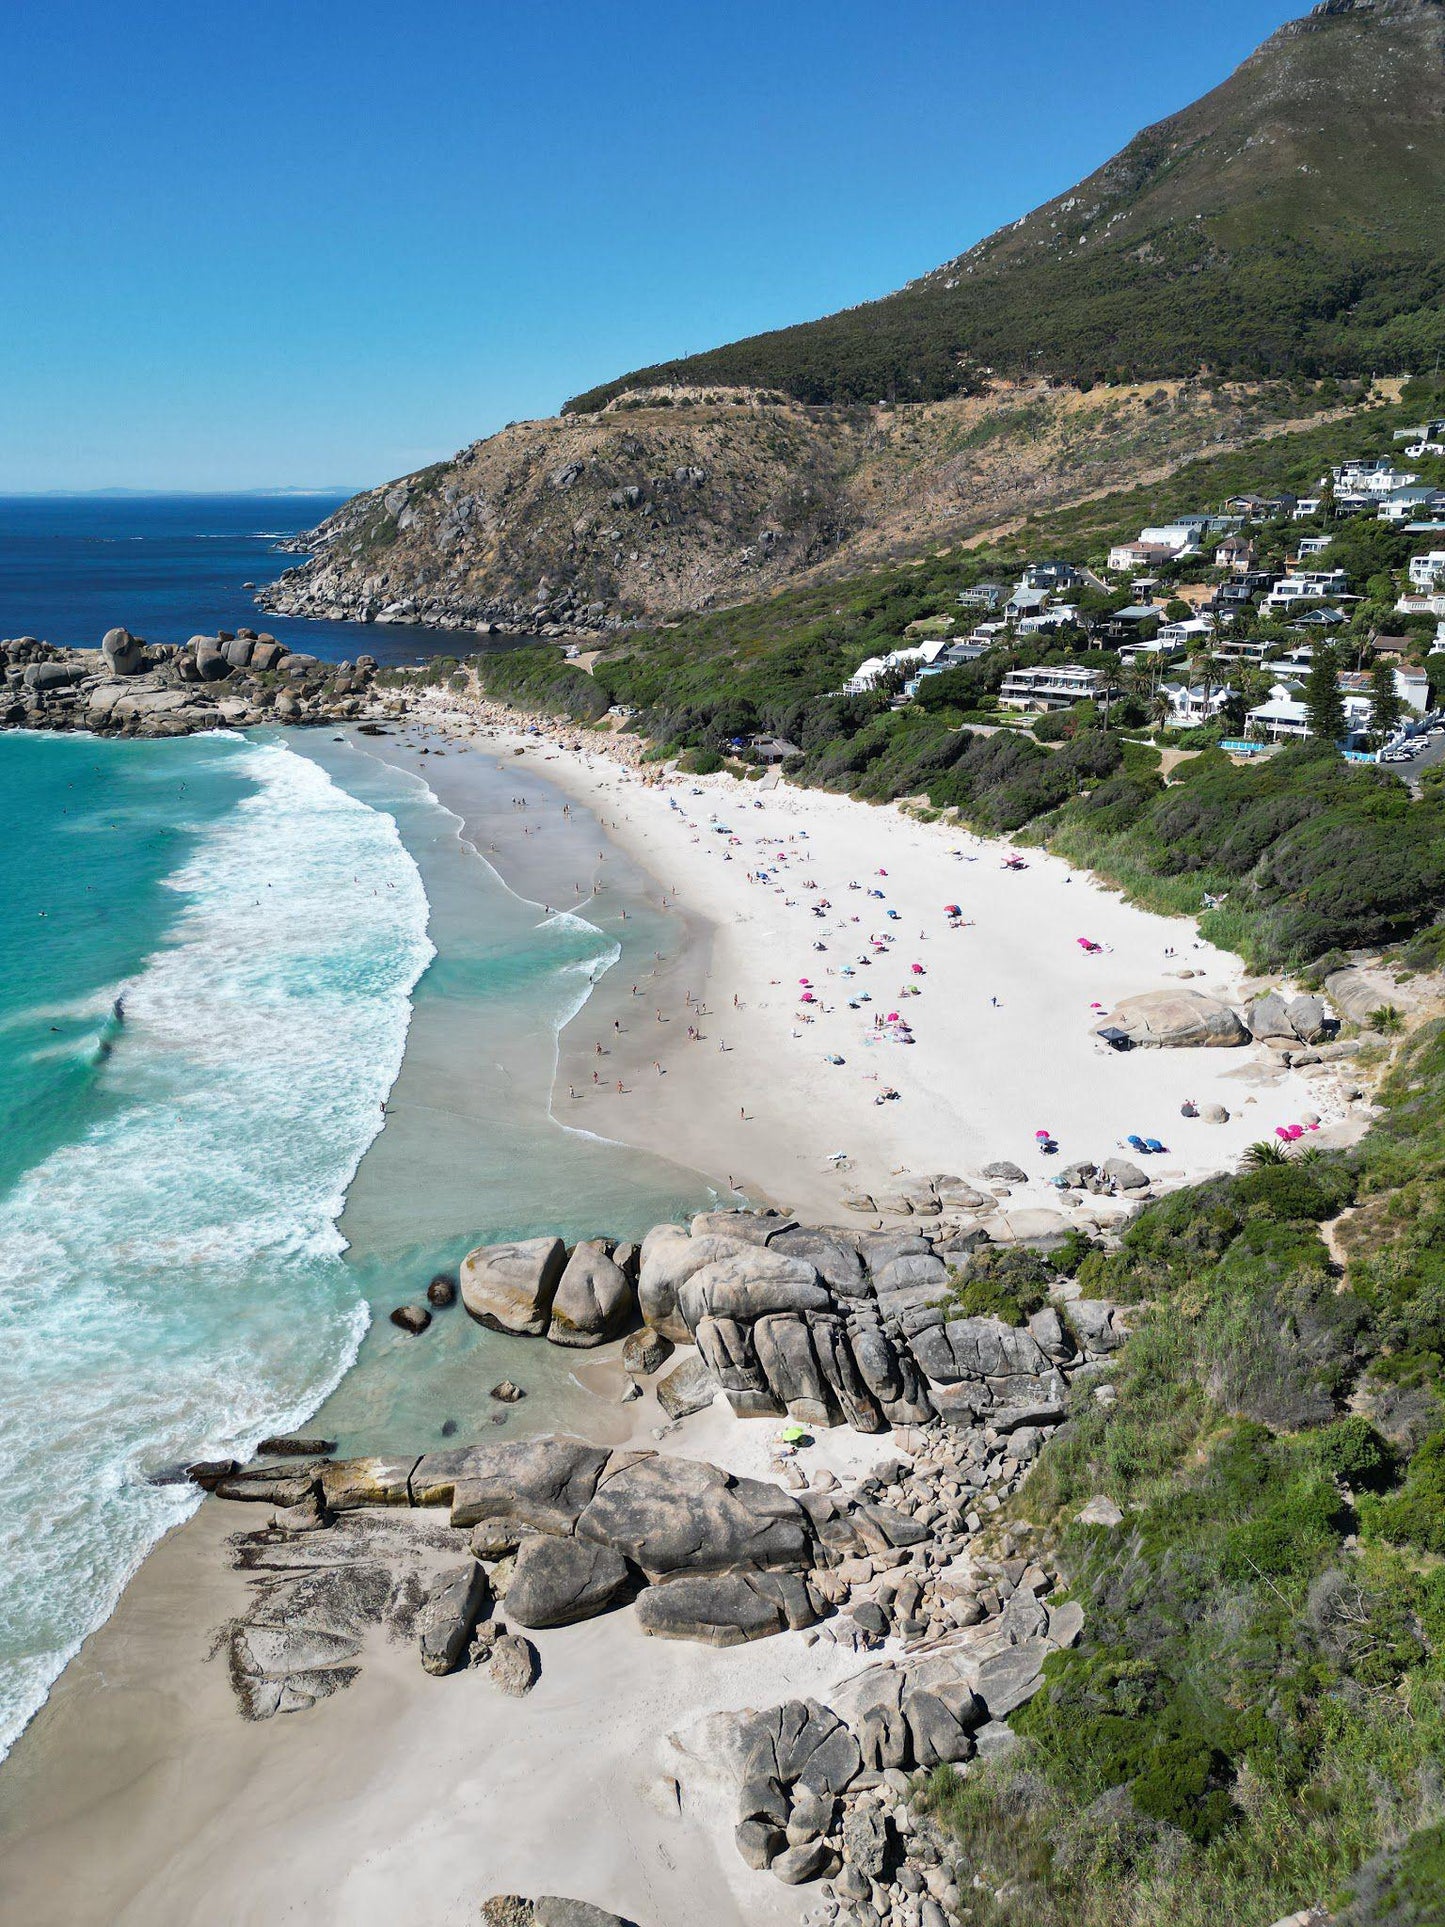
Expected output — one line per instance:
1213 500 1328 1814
259 379 1342 631
565 0 1445 411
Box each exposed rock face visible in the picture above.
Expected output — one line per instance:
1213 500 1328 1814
505 1536 634 1628
460 1237 568 1335
1102 989 1249 1049
418 1560 491 1675
256 383 1338 636
547 1239 633 1347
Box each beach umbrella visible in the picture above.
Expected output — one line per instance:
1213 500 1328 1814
780 1425 807 1443
1035 1129 1051 1139
944 904 961 916
910 963 924 975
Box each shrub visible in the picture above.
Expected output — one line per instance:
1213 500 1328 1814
1310 1416 1392 1490
1360 1432 1445 1555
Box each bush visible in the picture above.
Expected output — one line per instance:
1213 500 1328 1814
1360 1432 1445 1555
1310 1416 1392 1490
950 1247 1053 1325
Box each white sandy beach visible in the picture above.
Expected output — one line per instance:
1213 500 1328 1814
414 694 1357 1227
0 1372 894 1927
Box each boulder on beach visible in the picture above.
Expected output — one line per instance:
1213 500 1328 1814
1101 990 1249 1049
418 1560 491 1676
504 1535 634 1628
547 1239 633 1347
101 626 145 675
460 1236 567 1335
621 1325 673 1376
635 1568 816 1646
576 1453 811 1580
655 1353 719 1420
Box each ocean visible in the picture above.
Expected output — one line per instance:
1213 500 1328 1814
0 501 710 1758
0 491 531 665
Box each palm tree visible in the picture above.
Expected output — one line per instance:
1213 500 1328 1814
1241 1139 1290 1169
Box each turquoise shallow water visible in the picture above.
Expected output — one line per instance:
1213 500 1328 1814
0 727 709 1757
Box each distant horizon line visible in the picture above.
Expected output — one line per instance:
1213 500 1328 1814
0 486 363 500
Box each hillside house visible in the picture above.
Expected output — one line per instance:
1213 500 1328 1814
1294 536 1334 560
1215 534 1257 572
998 663 1118 713
1226 492 1297 519
1021 561 1082 592
1108 540 1183 573
1409 552 1445 591
1161 682 1231 726
956 582 1008 611
1265 569 1349 611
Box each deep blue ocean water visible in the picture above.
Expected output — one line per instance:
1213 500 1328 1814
0 496 711 1757
0 493 525 666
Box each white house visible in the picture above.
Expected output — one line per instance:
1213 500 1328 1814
1265 569 1349 611
1155 616 1215 650
1295 536 1334 559
1378 489 1443 525
1247 690 1312 741
1397 592 1445 621
1117 635 1188 667
1408 551 1445 591
998 664 1117 712
1139 524 1202 554
1292 497 1324 520
1107 540 1179 573
1160 682 1230 725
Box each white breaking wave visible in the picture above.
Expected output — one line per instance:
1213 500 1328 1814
0 738 433 1757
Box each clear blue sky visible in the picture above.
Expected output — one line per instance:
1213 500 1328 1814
0 0 1304 492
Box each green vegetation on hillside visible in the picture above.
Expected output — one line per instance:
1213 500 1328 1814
566 5 1445 411
907 1020 1445 1927
476 383 1445 971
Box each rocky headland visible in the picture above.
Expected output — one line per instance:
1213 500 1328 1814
257 381 1337 636
0 627 380 737
192 1201 1136 1927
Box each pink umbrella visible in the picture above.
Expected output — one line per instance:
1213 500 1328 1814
1035 1130 1051 1140
911 964 925 975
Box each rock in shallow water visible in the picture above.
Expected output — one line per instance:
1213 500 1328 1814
460 1236 567 1335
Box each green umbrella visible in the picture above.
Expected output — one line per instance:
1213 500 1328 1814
780 1425 807 1443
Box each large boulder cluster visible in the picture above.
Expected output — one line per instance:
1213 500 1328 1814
452 1207 1110 1436
0 628 378 737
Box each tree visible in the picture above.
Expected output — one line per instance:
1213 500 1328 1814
1369 657 1403 746
1305 641 1346 747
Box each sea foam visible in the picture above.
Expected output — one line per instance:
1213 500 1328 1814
0 738 432 1756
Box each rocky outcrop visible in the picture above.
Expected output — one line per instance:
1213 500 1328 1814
0 631 379 737
460 1237 568 1335
547 1239 632 1347
1100 989 1249 1048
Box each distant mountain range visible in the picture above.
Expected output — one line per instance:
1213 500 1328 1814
266 0 1445 635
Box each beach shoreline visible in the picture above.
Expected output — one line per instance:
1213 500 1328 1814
0 699 1375 1924
399 691 1360 1226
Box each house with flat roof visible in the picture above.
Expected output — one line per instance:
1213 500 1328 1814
1265 569 1349 611
956 582 1008 611
998 663 1118 712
